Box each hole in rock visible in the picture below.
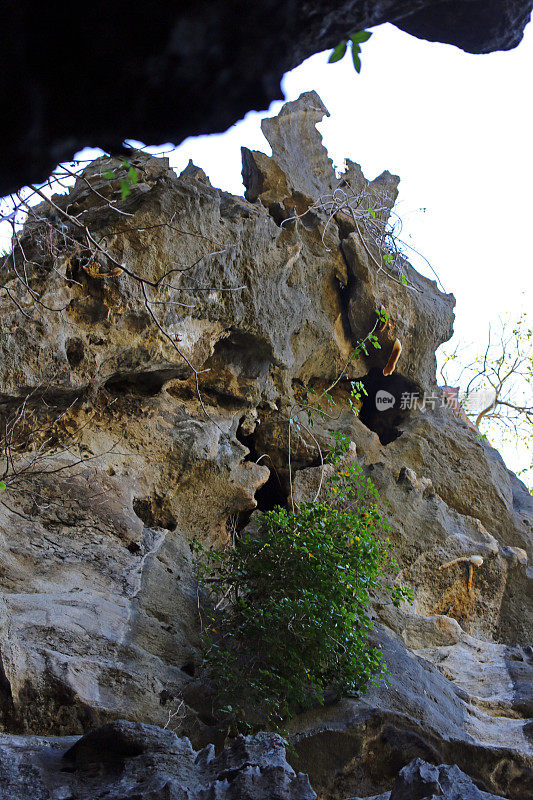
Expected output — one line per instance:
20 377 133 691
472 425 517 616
254 471 289 513
133 496 177 531
190 330 273 408
65 337 85 368
236 416 288 515
159 689 172 706
267 202 289 227
0 649 18 732
335 261 358 348
358 368 420 445
68 296 109 325
235 417 258 464
181 661 196 677
213 330 273 382
105 368 185 396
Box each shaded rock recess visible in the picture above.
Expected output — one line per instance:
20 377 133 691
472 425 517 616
0 93 531 799
1 0 532 195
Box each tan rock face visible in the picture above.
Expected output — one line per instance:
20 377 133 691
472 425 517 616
0 93 531 799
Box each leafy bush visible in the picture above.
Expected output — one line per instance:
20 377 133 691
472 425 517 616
194 459 411 734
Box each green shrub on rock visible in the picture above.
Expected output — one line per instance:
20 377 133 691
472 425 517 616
194 460 411 734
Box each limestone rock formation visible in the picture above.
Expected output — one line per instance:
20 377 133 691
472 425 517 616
349 757 509 799
0 93 531 799
0 721 316 799
2 1 533 195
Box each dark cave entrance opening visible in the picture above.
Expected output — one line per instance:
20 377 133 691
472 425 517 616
236 416 289 520
357 368 421 445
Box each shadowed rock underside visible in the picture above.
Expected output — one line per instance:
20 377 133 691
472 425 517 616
1 0 532 195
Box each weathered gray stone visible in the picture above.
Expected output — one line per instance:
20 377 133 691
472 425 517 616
390 758 505 800
345 757 509 800
0 722 316 799
288 625 533 800
290 429 532 799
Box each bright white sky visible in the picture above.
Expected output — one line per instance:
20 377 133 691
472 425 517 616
2 21 532 478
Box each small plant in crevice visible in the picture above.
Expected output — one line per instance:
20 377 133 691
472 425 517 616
103 158 139 200
192 457 412 737
295 307 387 424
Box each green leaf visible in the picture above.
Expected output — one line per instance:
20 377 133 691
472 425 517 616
352 50 362 73
368 207 376 219
350 30 372 44
329 41 347 63
120 180 131 200
0 481 6 491
128 166 139 185
401 274 408 285
103 169 115 180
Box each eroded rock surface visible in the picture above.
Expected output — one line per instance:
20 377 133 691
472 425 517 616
0 721 315 799
0 93 531 799
349 757 509 799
